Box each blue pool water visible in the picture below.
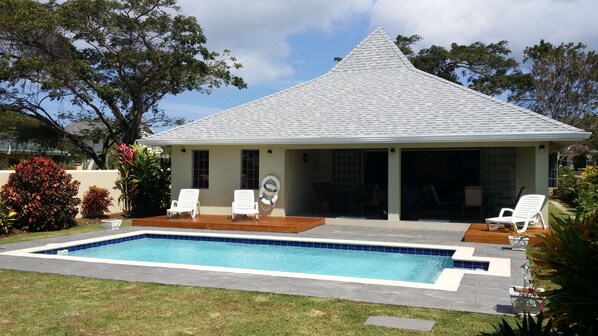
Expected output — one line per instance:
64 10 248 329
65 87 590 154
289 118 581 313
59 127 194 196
51 235 462 283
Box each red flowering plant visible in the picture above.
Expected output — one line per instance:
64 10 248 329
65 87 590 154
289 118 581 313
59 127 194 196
0 157 80 232
114 144 137 216
113 144 170 217
82 185 113 218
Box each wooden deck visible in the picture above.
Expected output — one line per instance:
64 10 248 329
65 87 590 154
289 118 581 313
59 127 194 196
132 214 325 233
463 224 550 245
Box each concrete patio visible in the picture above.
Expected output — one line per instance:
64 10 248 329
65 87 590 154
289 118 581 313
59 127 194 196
0 220 527 315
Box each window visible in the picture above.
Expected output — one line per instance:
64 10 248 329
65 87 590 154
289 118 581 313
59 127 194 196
192 150 209 188
241 149 260 189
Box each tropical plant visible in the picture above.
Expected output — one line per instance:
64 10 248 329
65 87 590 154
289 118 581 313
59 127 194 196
0 157 80 232
81 185 113 218
114 144 170 217
484 312 556 336
0 194 17 235
530 213 598 334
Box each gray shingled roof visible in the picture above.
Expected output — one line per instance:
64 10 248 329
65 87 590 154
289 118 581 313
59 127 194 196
141 28 590 146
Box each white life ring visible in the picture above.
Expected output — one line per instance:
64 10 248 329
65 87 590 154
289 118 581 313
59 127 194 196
259 175 280 205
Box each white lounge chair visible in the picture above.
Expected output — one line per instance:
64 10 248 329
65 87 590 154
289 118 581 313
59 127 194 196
485 194 546 234
167 189 200 219
232 189 259 222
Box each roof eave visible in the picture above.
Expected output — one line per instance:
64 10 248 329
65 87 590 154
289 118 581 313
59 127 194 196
139 132 591 146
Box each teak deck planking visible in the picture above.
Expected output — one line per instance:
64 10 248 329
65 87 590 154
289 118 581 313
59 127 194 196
132 214 325 233
463 224 550 245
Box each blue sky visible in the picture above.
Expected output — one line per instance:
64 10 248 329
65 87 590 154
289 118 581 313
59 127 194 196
158 0 598 131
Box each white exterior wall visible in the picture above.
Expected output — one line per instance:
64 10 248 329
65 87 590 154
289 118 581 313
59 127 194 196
515 143 550 220
0 170 123 216
169 142 551 221
170 145 286 217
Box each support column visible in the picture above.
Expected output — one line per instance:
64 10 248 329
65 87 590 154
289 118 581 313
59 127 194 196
387 148 401 221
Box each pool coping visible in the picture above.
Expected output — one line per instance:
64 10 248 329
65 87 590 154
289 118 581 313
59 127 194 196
1 230 510 292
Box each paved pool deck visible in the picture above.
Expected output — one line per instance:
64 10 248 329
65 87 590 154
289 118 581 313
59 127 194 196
0 221 527 315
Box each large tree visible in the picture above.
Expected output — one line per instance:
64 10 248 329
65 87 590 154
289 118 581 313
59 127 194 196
508 40 598 145
0 0 246 169
395 34 521 96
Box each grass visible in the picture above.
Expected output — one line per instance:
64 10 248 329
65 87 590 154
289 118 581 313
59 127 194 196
0 217 514 335
0 216 132 245
0 269 511 335
548 200 573 225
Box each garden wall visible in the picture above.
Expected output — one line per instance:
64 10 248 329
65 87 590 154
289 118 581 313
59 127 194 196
0 170 123 216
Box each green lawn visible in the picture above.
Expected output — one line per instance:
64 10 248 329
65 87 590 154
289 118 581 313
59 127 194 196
0 219 513 335
548 200 573 225
0 217 132 245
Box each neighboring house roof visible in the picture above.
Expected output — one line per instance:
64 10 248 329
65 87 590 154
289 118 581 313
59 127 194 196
0 138 66 156
140 28 590 146
65 120 155 138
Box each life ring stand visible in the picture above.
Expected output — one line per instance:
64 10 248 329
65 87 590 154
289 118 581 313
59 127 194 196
259 174 280 205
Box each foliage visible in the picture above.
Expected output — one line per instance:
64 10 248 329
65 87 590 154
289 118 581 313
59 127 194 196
553 166 583 206
509 41 598 129
0 194 17 235
0 157 80 232
484 312 556 336
81 185 113 218
0 0 246 169
0 110 70 152
576 166 598 217
581 165 598 184
530 213 598 334
394 34 522 96
576 184 598 218
114 144 170 217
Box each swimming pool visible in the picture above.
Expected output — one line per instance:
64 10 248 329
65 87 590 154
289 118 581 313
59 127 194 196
2 230 511 291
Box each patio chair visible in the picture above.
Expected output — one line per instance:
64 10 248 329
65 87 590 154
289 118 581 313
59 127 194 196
312 182 336 215
167 189 200 219
232 189 259 222
423 185 456 206
485 194 546 234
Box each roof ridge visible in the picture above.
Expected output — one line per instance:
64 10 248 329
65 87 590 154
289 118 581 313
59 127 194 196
330 27 414 73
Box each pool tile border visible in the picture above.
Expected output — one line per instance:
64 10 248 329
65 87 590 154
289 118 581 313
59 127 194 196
36 232 490 271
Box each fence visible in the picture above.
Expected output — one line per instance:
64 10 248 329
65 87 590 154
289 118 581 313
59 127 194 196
0 170 123 216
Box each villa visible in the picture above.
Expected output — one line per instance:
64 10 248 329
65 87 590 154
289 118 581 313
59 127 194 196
139 28 590 222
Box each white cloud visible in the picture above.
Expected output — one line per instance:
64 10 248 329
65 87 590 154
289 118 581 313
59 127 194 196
177 0 374 84
370 0 598 57
172 0 598 88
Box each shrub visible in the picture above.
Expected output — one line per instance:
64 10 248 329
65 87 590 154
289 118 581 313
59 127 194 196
82 185 113 218
114 144 170 217
553 167 583 206
0 194 17 235
0 157 80 232
576 185 598 219
530 213 598 333
581 165 598 185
